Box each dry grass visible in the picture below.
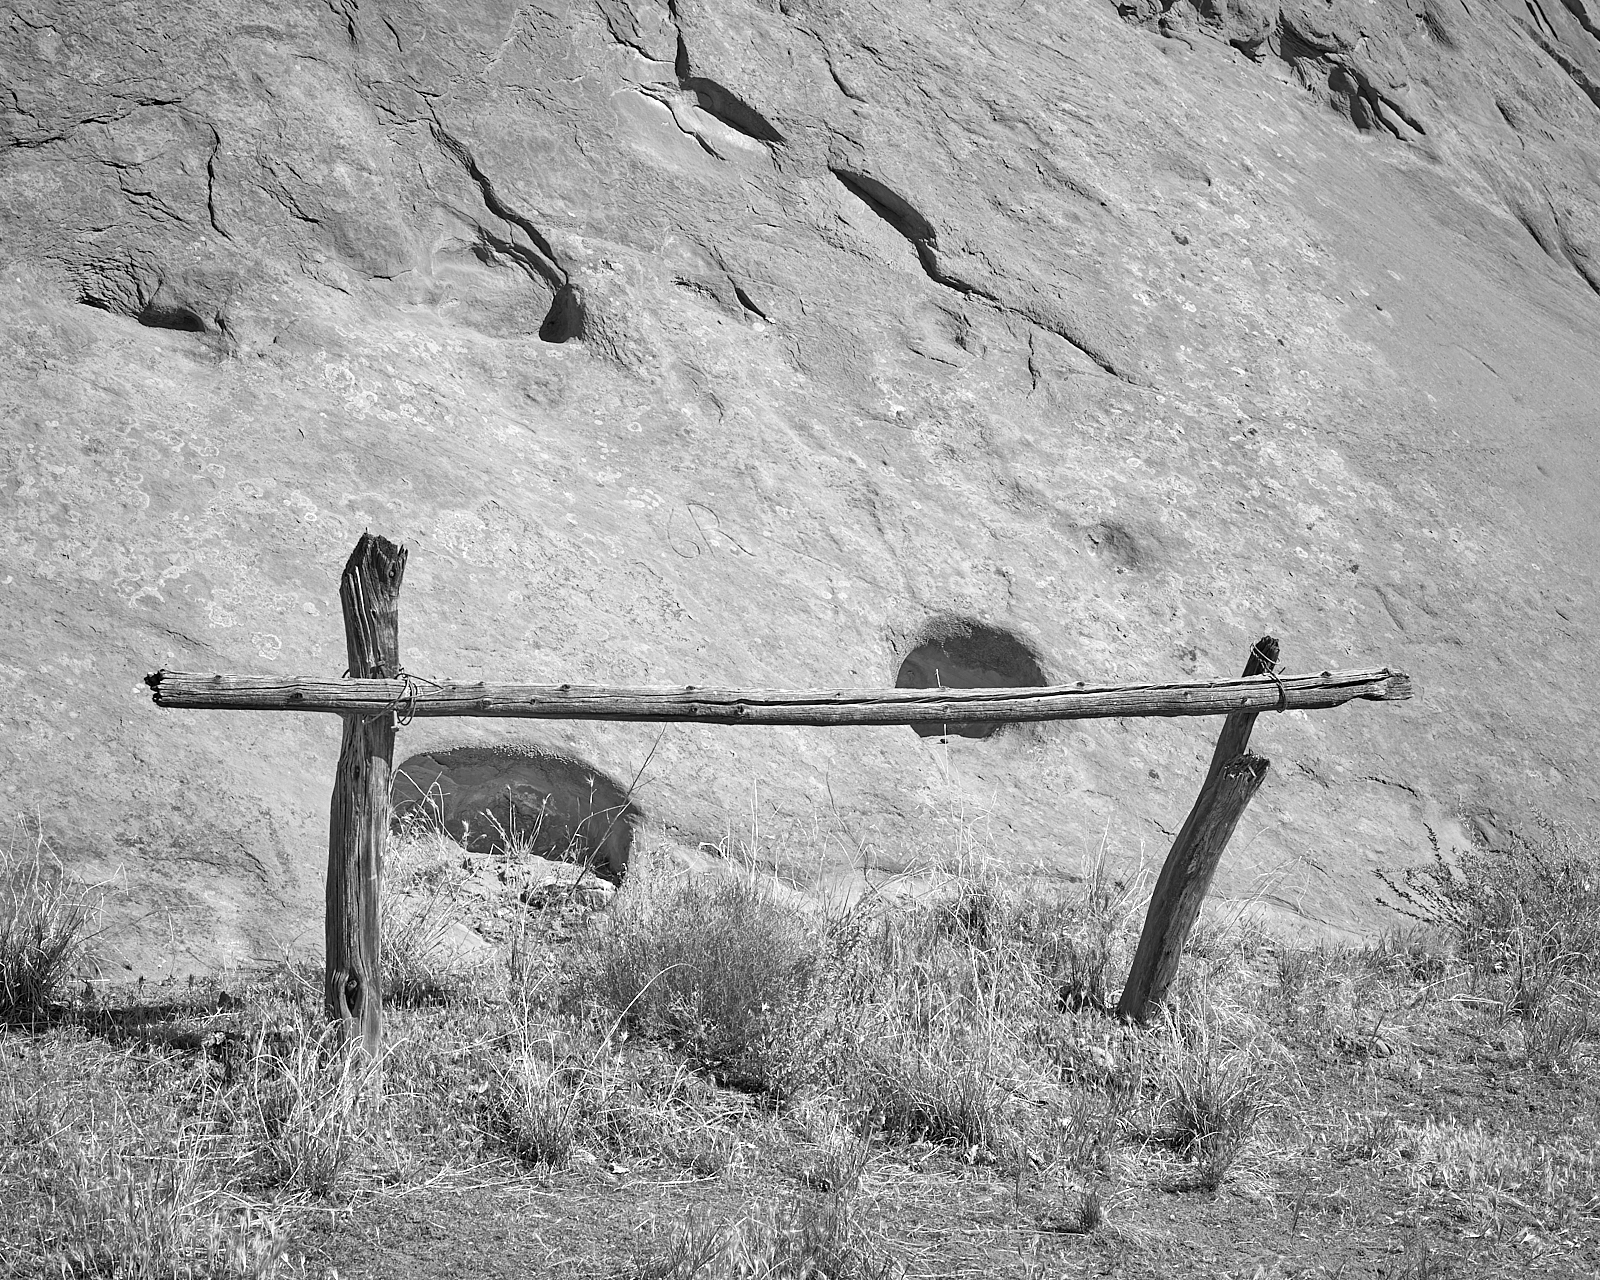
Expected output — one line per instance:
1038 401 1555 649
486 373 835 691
585 863 832 1096
1149 1006 1274 1189
636 1184 902 1280
1 1032 306 1277
0 822 1595 1277
1 822 101 1025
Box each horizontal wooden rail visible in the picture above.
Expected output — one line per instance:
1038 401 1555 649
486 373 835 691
145 667 1411 727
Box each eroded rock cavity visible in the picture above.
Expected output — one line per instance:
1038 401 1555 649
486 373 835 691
894 616 1048 740
393 746 641 881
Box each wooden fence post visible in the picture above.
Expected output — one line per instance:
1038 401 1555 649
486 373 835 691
1117 637 1278 1023
325 533 407 1056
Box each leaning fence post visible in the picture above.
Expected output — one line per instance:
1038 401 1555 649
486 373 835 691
1117 637 1278 1023
325 532 407 1056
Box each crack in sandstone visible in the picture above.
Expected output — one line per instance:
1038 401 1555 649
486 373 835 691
1530 30 1600 113
429 114 588 342
205 125 228 238
637 86 723 158
666 1 784 144
1557 0 1600 40
830 167 1140 384
429 118 568 294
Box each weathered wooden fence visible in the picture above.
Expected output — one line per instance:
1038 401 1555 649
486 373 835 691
146 533 1413 1052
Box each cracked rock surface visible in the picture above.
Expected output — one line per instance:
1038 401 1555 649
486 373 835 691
2 0 1598 971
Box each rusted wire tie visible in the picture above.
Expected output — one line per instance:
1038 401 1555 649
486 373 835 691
1267 665 1289 712
386 669 443 728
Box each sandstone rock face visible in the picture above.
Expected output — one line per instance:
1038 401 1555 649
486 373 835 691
2 0 1597 971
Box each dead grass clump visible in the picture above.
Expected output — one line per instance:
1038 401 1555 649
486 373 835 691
585 867 830 1095
1150 1009 1273 1190
1 825 101 1025
239 1020 381 1198
637 1187 902 1280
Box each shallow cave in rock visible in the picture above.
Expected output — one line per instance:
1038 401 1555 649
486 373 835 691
137 299 210 332
895 616 1048 739
538 283 585 343
392 745 641 882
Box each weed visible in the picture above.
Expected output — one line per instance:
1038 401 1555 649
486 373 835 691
637 1188 902 1280
1152 1010 1272 1189
1 825 101 1024
243 1020 379 1197
1378 823 1600 986
586 866 829 1094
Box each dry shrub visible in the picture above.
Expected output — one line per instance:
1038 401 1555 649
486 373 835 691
1380 823 1600 985
586 866 831 1095
1381 823 1599 1072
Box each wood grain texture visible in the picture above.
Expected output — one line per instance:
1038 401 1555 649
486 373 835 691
147 666 1412 726
324 533 407 1057
1202 636 1280 784
1118 752 1272 1024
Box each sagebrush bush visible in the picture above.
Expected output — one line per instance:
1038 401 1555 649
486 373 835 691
1380 823 1600 982
586 868 831 1094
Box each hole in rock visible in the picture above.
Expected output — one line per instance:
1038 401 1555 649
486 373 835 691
539 283 585 343
895 616 1048 740
137 300 210 332
393 746 641 882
